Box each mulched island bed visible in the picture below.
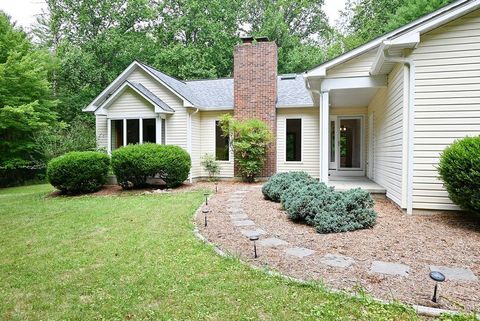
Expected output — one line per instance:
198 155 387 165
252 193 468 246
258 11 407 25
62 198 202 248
196 182 480 312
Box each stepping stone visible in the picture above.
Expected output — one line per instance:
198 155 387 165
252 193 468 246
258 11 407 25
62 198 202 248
227 208 244 214
319 254 355 268
285 247 315 258
430 265 478 281
240 228 266 238
258 237 288 248
233 220 255 227
229 214 249 220
370 261 410 277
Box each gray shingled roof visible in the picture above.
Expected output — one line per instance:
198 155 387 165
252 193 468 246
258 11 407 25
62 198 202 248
127 81 175 113
140 62 313 109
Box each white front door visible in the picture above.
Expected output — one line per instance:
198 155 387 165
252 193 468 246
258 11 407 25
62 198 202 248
329 115 365 176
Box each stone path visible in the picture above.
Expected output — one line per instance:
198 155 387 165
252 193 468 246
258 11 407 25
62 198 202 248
223 187 479 285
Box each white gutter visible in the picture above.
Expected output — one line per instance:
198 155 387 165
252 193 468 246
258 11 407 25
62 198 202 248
380 44 416 214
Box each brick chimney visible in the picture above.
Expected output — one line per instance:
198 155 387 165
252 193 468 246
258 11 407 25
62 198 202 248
233 37 277 177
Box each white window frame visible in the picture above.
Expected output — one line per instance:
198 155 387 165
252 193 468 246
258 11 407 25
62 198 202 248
214 119 230 162
285 117 303 163
107 117 158 154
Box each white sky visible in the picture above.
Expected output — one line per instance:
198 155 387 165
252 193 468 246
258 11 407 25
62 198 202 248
0 0 347 29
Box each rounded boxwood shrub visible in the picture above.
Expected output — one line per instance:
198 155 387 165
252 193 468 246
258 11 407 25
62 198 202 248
313 188 377 233
438 136 480 213
282 181 339 225
262 171 314 202
47 151 110 194
111 144 191 189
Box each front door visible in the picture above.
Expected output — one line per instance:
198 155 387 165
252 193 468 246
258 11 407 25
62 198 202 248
329 115 364 176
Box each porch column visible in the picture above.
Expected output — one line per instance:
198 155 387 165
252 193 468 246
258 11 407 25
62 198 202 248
156 116 162 144
320 91 329 184
123 118 127 147
139 118 143 144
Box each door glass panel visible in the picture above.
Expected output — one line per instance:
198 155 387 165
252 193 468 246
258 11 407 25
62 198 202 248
330 120 335 163
339 118 361 169
111 119 124 150
126 119 140 145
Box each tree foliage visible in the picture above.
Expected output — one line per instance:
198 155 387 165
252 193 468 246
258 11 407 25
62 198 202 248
0 12 57 170
219 114 272 182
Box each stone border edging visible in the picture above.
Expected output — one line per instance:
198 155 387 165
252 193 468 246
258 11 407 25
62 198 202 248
191 199 474 319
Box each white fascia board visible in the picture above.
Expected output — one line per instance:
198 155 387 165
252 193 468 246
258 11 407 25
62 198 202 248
196 106 234 111
95 81 174 115
306 0 473 77
84 61 194 113
370 33 420 75
276 104 315 108
321 76 387 91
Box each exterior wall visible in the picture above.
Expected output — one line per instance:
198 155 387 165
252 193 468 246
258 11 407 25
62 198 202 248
199 111 234 178
107 88 156 118
233 41 277 176
326 49 377 78
276 107 319 178
409 9 480 211
190 111 202 178
96 115 108 150
367 64 405 207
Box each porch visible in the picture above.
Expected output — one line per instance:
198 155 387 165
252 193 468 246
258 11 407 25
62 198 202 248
329 176 386 194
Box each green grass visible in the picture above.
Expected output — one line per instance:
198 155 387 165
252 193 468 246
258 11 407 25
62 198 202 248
0 184 437 320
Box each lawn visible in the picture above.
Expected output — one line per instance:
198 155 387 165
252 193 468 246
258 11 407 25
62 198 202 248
0 184 439 320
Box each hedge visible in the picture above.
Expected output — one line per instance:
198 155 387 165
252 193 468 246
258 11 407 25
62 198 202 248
111 144 191 189
438 136 480 213
47 151 110 194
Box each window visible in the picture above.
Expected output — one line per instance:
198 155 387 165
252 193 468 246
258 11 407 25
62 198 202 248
110 118 157 151
215 120 229 161
286 118 301 162
143 119 156 143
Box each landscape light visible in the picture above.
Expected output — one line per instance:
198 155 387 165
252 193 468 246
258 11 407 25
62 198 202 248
249 235 260 258
429 271 446 303
202 208 209 227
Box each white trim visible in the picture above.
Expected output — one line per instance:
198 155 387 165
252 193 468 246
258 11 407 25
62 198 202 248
321 76 387 91
284 117 303 163
107 118 112 154
139 118 143 144
306 0 475 77
122 119 127 146
320 92 329 183
156 116 161 144
276 104 315 109
84 61 193 112
93 81 174 115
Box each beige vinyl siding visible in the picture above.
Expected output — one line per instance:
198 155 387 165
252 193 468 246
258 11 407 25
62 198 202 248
367 64 405 207
107 88 156 118
199 111 234 178
190 111 201 178
96 115 108 149
410 9 480 211
326 50 377 78
127 68 188 149
277 108 319 178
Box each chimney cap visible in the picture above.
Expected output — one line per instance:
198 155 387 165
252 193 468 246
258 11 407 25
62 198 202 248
241 36 270 44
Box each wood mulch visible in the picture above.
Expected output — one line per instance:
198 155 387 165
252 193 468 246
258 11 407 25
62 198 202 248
196 182 480 313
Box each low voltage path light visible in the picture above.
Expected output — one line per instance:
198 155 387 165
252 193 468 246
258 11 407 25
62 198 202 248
429 271 446 303
204 192 209 205
202 208 209 227
249 235 259 258
214 181 218 193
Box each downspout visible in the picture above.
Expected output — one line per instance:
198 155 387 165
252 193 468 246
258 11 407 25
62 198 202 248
187 108 199 183
381 46 415 215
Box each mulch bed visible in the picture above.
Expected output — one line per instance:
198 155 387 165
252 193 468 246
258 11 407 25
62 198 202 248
196 182 480 312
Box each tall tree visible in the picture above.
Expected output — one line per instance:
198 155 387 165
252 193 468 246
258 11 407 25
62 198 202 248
0 12 57 169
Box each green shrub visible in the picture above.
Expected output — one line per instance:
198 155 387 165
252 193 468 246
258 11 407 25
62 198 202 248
262 171 313 202
313 188 377 233
282 181 338 225
438 136 480 213
218 114 272 182
47 151 109 194
111 144 191 189
200 153 220 181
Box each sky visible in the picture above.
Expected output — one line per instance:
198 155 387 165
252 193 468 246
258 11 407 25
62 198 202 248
0 0 347 29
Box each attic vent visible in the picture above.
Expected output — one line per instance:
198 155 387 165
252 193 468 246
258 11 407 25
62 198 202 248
280 74 296 80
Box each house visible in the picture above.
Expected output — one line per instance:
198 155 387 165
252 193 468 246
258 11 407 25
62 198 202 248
84 0 480 214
